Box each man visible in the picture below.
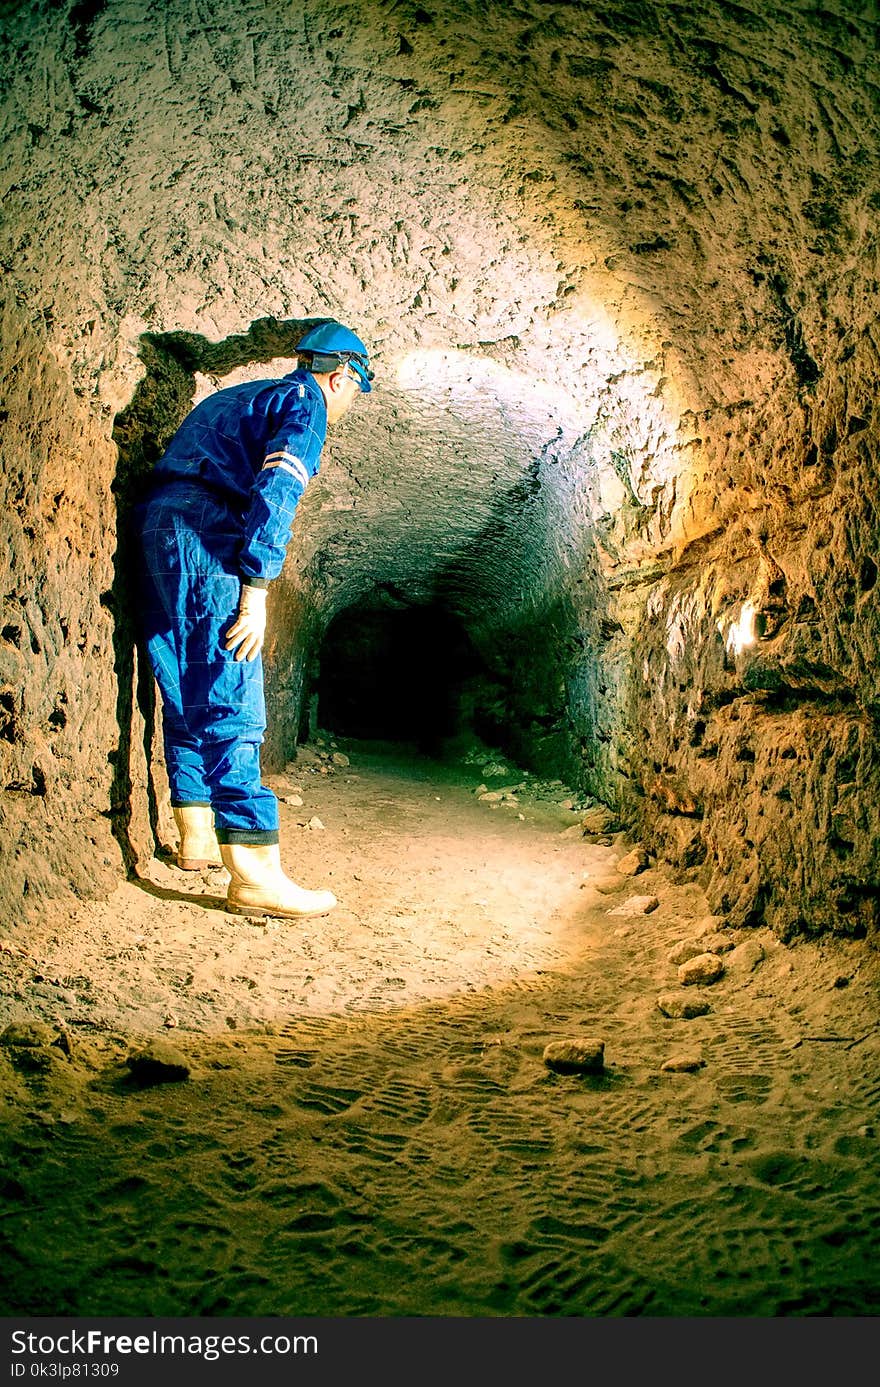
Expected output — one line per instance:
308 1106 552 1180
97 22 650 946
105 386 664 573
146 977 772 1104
132 320 372 919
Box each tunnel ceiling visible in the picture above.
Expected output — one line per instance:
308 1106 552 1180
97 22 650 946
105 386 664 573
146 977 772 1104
4 0 874 377
2 0 877 628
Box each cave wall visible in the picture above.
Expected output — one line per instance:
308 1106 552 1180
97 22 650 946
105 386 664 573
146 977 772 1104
0 299 120 906
628 323 880 937
0 0 877 940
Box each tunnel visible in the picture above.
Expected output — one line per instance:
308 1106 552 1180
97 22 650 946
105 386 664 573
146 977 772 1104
311 599 494 752
0 0 875 939
0 0 879 1323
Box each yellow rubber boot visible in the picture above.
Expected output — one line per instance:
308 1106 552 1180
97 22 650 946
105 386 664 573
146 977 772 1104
220 843 337 919
172 805 222 871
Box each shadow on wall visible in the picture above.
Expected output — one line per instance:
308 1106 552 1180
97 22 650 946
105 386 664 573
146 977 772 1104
107 317 315 872
431 468 598 787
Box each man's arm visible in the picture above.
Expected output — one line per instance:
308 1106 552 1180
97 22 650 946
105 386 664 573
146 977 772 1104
239 388 326 585
224 385 327 662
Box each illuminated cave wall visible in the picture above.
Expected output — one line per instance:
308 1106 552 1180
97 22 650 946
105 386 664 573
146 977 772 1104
1 0 878 939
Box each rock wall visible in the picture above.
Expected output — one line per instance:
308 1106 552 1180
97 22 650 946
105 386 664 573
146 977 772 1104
627 322 880 938
0 298 119 906
0 0 877 938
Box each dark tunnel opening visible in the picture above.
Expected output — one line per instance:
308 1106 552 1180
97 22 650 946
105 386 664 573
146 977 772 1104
312 602 505 757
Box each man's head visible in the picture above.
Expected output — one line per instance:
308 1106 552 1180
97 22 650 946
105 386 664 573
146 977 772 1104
295 320 373 425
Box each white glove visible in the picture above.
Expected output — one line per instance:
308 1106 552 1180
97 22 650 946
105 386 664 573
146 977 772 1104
224 584 267 663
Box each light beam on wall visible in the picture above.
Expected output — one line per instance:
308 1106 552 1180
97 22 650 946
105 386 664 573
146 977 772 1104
720 601 758 657
394 338 684 540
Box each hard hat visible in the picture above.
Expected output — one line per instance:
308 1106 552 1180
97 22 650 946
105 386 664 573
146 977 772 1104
296 320 373 392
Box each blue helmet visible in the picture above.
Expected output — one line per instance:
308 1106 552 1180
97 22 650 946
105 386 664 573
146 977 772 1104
296 320 373 392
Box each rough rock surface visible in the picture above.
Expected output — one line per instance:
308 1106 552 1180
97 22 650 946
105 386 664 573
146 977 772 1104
1 1021 58 1049
657 992 712 1020
660 1054 706 1074
543 1038 605 1074
678 953 726 986
667 940 707 966
125 1041 190 1086
615 847 649 876
0 1 878 944
609 894 660 918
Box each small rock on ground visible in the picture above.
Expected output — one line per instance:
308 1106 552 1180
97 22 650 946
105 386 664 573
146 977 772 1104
608 895 660 917
699 931 735 954
678 953 725 986
543 1038 605 1074
615 847 649 876
125 1041 190 1086
728 939 765 972
661 1054 706 1073
695 915 728 936
657 992 711 1019
668 940 706 966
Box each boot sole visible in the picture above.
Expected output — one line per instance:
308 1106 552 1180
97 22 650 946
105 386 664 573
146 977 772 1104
225 900 336 920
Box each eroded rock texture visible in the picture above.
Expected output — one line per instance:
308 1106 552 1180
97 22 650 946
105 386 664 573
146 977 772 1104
0 0 878 938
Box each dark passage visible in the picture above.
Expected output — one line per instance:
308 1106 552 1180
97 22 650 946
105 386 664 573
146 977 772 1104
314 603 498 755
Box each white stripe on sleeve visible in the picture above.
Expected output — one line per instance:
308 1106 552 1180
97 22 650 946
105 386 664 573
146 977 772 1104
262 452 311 488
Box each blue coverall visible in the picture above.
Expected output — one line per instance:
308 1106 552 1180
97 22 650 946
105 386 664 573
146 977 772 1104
132 369 328 845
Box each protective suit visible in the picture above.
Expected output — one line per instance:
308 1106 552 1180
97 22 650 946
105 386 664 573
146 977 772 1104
134 369 329 847
131 320 371 918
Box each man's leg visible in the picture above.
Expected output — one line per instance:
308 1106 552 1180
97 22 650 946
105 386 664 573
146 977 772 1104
171 564 278 845
137 488 214 805
137 486 278 838
184 598 335 916
193 670 280 847
136 486 333 916
141 626 222 869
136 487 223 867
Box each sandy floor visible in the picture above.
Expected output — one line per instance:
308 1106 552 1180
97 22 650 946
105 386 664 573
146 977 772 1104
1 738 878 1316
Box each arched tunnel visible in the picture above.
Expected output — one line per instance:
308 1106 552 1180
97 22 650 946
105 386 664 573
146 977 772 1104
1 0 878 940
0 0 879 1323
314 600 490 750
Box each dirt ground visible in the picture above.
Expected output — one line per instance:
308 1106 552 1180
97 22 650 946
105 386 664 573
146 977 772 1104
1 737 878 1317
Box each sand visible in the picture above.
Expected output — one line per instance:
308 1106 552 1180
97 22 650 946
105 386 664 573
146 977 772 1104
0 738 878 1317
